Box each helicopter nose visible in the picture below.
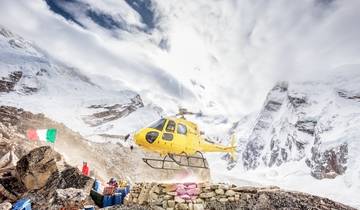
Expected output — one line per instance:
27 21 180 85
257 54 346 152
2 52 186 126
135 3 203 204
134 129 159 146
134 131 144 146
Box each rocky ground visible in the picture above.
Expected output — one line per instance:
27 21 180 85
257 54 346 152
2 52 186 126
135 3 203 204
0 145 95 209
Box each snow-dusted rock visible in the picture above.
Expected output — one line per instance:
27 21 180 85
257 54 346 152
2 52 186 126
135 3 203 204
234 70 360 182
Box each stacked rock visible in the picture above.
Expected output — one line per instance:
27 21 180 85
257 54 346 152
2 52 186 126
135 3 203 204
124 183 355 210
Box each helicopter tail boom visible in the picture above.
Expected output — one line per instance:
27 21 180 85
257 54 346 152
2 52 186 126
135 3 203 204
200 134 237 155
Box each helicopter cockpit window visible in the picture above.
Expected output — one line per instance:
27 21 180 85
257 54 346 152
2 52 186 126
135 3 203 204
177 123 187 135
149 119 166 131
165 120 176 133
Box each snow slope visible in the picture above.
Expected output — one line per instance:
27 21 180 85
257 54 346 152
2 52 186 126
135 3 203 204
0 27 161 143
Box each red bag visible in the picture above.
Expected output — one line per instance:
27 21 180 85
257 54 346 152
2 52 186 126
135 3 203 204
82 164 89 176
103 186 115 195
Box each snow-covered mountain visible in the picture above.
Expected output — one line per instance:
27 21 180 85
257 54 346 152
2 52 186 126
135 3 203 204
234 67 360 178
211 67 360 207
0 27 161 142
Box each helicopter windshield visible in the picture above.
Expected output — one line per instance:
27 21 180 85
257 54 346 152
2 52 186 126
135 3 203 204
165 120 176 133
149 118 166 131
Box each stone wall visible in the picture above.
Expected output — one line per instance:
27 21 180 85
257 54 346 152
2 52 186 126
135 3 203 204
123 182 356 210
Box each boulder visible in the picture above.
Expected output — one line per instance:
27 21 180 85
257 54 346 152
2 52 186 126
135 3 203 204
231 186 257 193
199 192 215 199
164 195 172 200
214 189 224 195
219 198 228 203
218 184 230 191
225 189 236 197
53 188 89 209
167 200 175 208
11 146 94 209
164 184 177 192
174 196 185 203
193 203 204 210
58 167 94 193
0 177 26 201
138 184 151 205
177 203 188 210
0 202 11 210
16 146 61 190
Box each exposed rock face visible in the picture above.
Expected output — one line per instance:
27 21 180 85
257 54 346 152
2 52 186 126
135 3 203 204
235 75 360 180
16 146 62 190
295 119 317 135
122 183 355 210
82 94 144 127
0 71 22 93
338 90 360 100
306 143 348 179
0 106 48 163
242 82 289 170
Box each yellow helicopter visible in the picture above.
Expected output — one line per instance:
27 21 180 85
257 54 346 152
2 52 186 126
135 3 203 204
132 108 237 170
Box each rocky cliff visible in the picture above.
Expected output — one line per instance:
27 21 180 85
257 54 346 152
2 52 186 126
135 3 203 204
234 69 360 181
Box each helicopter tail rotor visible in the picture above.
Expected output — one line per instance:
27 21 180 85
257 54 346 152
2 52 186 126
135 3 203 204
228 134 237 161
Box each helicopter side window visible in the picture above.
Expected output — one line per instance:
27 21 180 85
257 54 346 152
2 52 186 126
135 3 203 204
165 120 176 133
177 123 187 135
162 133 173 141
149 119 166 131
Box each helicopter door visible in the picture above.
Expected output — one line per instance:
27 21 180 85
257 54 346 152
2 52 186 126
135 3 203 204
175 123 191 153
161 120 175 148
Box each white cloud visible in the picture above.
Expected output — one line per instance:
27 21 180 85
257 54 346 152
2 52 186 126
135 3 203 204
0 0 360 115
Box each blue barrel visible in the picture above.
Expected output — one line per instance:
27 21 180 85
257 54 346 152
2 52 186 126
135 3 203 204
93 180 101 192
83 205 95 210
117 188 126 200
12 198 31 210
102 195 113 207
125 185 130 195
114 193 123 205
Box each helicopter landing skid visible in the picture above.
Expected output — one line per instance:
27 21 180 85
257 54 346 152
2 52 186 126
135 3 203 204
168 152 209 169
142 155 182 170
142 152 209 170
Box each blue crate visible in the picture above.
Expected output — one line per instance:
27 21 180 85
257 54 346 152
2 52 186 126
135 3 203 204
12 198 31 210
